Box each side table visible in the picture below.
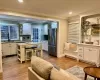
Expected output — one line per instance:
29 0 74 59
84 67 100 80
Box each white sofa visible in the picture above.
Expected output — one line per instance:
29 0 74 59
28 56 81 80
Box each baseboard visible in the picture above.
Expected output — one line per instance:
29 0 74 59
43 50 48 53
65 54 77 60
3 54 17 58
0 72 3 80
57 54 65 58
65 55 77 60
79 59 97 66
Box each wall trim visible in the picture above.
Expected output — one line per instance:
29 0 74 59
57 53 65 58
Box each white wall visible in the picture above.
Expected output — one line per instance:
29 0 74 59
0 25 2 73
57 19 68 57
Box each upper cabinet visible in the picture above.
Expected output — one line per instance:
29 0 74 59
43 24 48 35
22 23 32 35
51 22 58 29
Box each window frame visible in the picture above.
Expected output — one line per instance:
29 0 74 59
1 24 19 41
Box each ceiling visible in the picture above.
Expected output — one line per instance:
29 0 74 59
0 0 100 19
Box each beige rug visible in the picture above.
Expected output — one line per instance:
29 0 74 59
66 66 94 80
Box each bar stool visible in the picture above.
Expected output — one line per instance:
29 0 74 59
25 47 33 61
25 45 37 61
34 43 43 58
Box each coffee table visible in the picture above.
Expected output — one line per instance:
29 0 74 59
84 67 100 80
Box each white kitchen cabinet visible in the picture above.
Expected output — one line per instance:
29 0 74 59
2 43 10 56
2 42 17 56
43 24 48 35
78 43 100 66
84 47 99 63
78 46 84 59
10 43 17 55
22 23 32 35
42 41 48 51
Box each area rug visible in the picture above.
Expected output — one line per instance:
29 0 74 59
66 66 94 80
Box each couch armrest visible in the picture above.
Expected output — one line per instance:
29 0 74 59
28 67 45 80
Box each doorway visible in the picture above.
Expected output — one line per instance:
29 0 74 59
0 14 59 80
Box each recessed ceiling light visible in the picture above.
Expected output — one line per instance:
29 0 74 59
69 12 72 15
18 0 23 3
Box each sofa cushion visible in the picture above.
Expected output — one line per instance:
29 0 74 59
69 43 77 51
31 56 53 80
50 68 75 80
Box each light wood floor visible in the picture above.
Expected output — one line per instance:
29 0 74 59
2 52 92 80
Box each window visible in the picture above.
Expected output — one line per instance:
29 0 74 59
68 23 80 43
1 26 9 40
1 25 19 40
9 26 19 40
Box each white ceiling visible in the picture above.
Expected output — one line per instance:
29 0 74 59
0 0 100 19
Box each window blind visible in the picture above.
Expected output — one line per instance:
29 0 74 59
68 23 80 43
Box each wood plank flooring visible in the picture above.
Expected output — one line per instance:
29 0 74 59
0 73 3 80
2 52 92 80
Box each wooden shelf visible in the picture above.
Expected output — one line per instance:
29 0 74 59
17 49 20 52
18 58 21 61
17 53 21 57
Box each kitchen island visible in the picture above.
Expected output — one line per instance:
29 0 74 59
17 42 42 63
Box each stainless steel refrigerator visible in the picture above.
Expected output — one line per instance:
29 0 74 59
48 28 57 57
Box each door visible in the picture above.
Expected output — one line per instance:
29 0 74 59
32 28 41 42
48 45 57 56
48 28 57 56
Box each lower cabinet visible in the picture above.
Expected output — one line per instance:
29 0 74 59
78 47 84 59
84 47 99 63
42 41 48 51
78 44 100 66
2 43 10 56
10 43 17 55
2 43 17 56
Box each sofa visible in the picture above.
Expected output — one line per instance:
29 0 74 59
28 56 81 80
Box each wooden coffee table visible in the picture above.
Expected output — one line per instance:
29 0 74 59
84 67 100 80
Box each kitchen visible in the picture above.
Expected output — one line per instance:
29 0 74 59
1 15 58 63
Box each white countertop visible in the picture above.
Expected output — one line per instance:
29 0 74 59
78 43 100 47
17 42 42 46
